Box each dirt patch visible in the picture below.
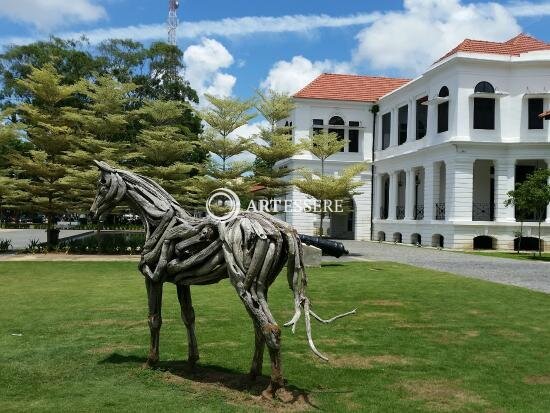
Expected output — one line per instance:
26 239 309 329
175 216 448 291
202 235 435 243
361 300 404 307
395 322 438 329
523 375 550 385
329 354 412 369
315 337 359 346
87 344 142 355
359 312 401 319
399 379 487 411
494 329 529 342
433 330 480 345
159 365 314 412
78 319 146 328
201 340 242 348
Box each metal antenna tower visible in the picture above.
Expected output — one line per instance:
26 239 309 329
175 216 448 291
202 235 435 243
168 0 179 46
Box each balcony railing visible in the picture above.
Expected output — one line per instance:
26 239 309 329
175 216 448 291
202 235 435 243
435 203 446 220
414 204 424 220
472 202 495 221
380 206 388 220
396 206 405 220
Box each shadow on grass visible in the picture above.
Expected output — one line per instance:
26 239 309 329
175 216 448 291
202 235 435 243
100 353 316 408
321 263 345 267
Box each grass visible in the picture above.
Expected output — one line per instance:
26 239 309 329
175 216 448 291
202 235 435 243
466 251 550 262
1 261 550 412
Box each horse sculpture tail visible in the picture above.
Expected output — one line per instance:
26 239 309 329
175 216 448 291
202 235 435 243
283 230 356 361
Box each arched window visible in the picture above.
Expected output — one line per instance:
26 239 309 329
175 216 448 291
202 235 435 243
328 116 345 151
474 81 495 94
437 86 449 133
473 81 495 130
328 116 345 125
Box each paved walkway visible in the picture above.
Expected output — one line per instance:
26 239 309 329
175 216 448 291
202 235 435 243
0 229 93 250
0 254 140 261
337 241 550 294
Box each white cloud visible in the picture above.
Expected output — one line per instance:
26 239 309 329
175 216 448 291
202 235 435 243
261 56 353 95
183 38 236 99
1 2 548 46
225 120 270 164
507 1 550 17
0 11 381 45
353 0 522 73
0 0 106 31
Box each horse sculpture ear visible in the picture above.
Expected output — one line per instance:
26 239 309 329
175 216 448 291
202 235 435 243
93 160 115 172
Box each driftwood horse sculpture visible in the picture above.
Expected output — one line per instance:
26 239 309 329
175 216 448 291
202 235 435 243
90 161 354 397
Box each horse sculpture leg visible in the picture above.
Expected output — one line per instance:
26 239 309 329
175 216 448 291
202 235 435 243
223 243 290 400
176 284 199 368
144 277 163 367
249 324 265 379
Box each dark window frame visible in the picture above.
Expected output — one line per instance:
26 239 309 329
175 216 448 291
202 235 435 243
416 96 428 140
473 97 495 130
328 116 345 152
528 98 544 130
381 112 391 150
348 121 360 153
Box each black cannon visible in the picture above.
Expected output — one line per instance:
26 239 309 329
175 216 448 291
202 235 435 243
298 234 349 258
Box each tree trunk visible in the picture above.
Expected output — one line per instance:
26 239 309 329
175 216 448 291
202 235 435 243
539 220 542 257
518 221 523 254
319 211 325 237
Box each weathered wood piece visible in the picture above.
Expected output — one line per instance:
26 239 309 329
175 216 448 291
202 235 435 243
90 160 355 399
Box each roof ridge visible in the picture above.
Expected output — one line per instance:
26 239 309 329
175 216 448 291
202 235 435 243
320 72 411 81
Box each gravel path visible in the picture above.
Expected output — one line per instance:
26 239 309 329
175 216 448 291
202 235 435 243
335 241 550 294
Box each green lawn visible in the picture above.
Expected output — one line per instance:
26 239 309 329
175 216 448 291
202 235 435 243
466 251 550 262
1 261 550 412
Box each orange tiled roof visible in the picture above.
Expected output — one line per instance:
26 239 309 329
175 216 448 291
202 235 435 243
437 33 550 62
540 110 550 120
293 73 410 102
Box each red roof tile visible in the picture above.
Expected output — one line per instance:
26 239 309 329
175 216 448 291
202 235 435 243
539 110 550 120
293 73 410 102
437 33 550 63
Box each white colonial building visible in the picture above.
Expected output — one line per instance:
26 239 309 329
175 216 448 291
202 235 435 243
281 34 550 250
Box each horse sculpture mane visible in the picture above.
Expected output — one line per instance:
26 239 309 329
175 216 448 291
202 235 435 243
90 160 355 399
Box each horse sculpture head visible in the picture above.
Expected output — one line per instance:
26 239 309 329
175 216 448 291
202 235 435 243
90 160 127 222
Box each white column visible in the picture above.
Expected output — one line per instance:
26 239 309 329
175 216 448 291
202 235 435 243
495 158 516 223
424 163 435 220
374 172 383 219
388 172 397 219
407 99 414 143
390 109 398 147
405 168 415 219
433 162 441 214
448 158 474 221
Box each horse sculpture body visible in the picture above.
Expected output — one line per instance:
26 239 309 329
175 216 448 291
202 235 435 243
90 161 354 398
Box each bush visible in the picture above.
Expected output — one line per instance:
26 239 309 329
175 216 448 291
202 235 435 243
60 232 145 255
0 238 12 252
25 239 45 254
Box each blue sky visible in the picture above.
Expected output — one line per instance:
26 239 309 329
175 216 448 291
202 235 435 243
0 0 549 103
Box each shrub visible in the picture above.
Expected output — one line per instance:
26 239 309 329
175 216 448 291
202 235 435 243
0 238 12 252
60 232 145 255
26 239 45 254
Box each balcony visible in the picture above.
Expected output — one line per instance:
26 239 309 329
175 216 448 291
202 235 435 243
435 203 446 220
414 204 424 220
472 202 494 221
396 206 405 220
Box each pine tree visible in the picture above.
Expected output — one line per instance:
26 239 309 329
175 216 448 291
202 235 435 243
126 99 202 210
9 64 82 244
250 90 302 201
197 94 256 204
294 132 366 236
